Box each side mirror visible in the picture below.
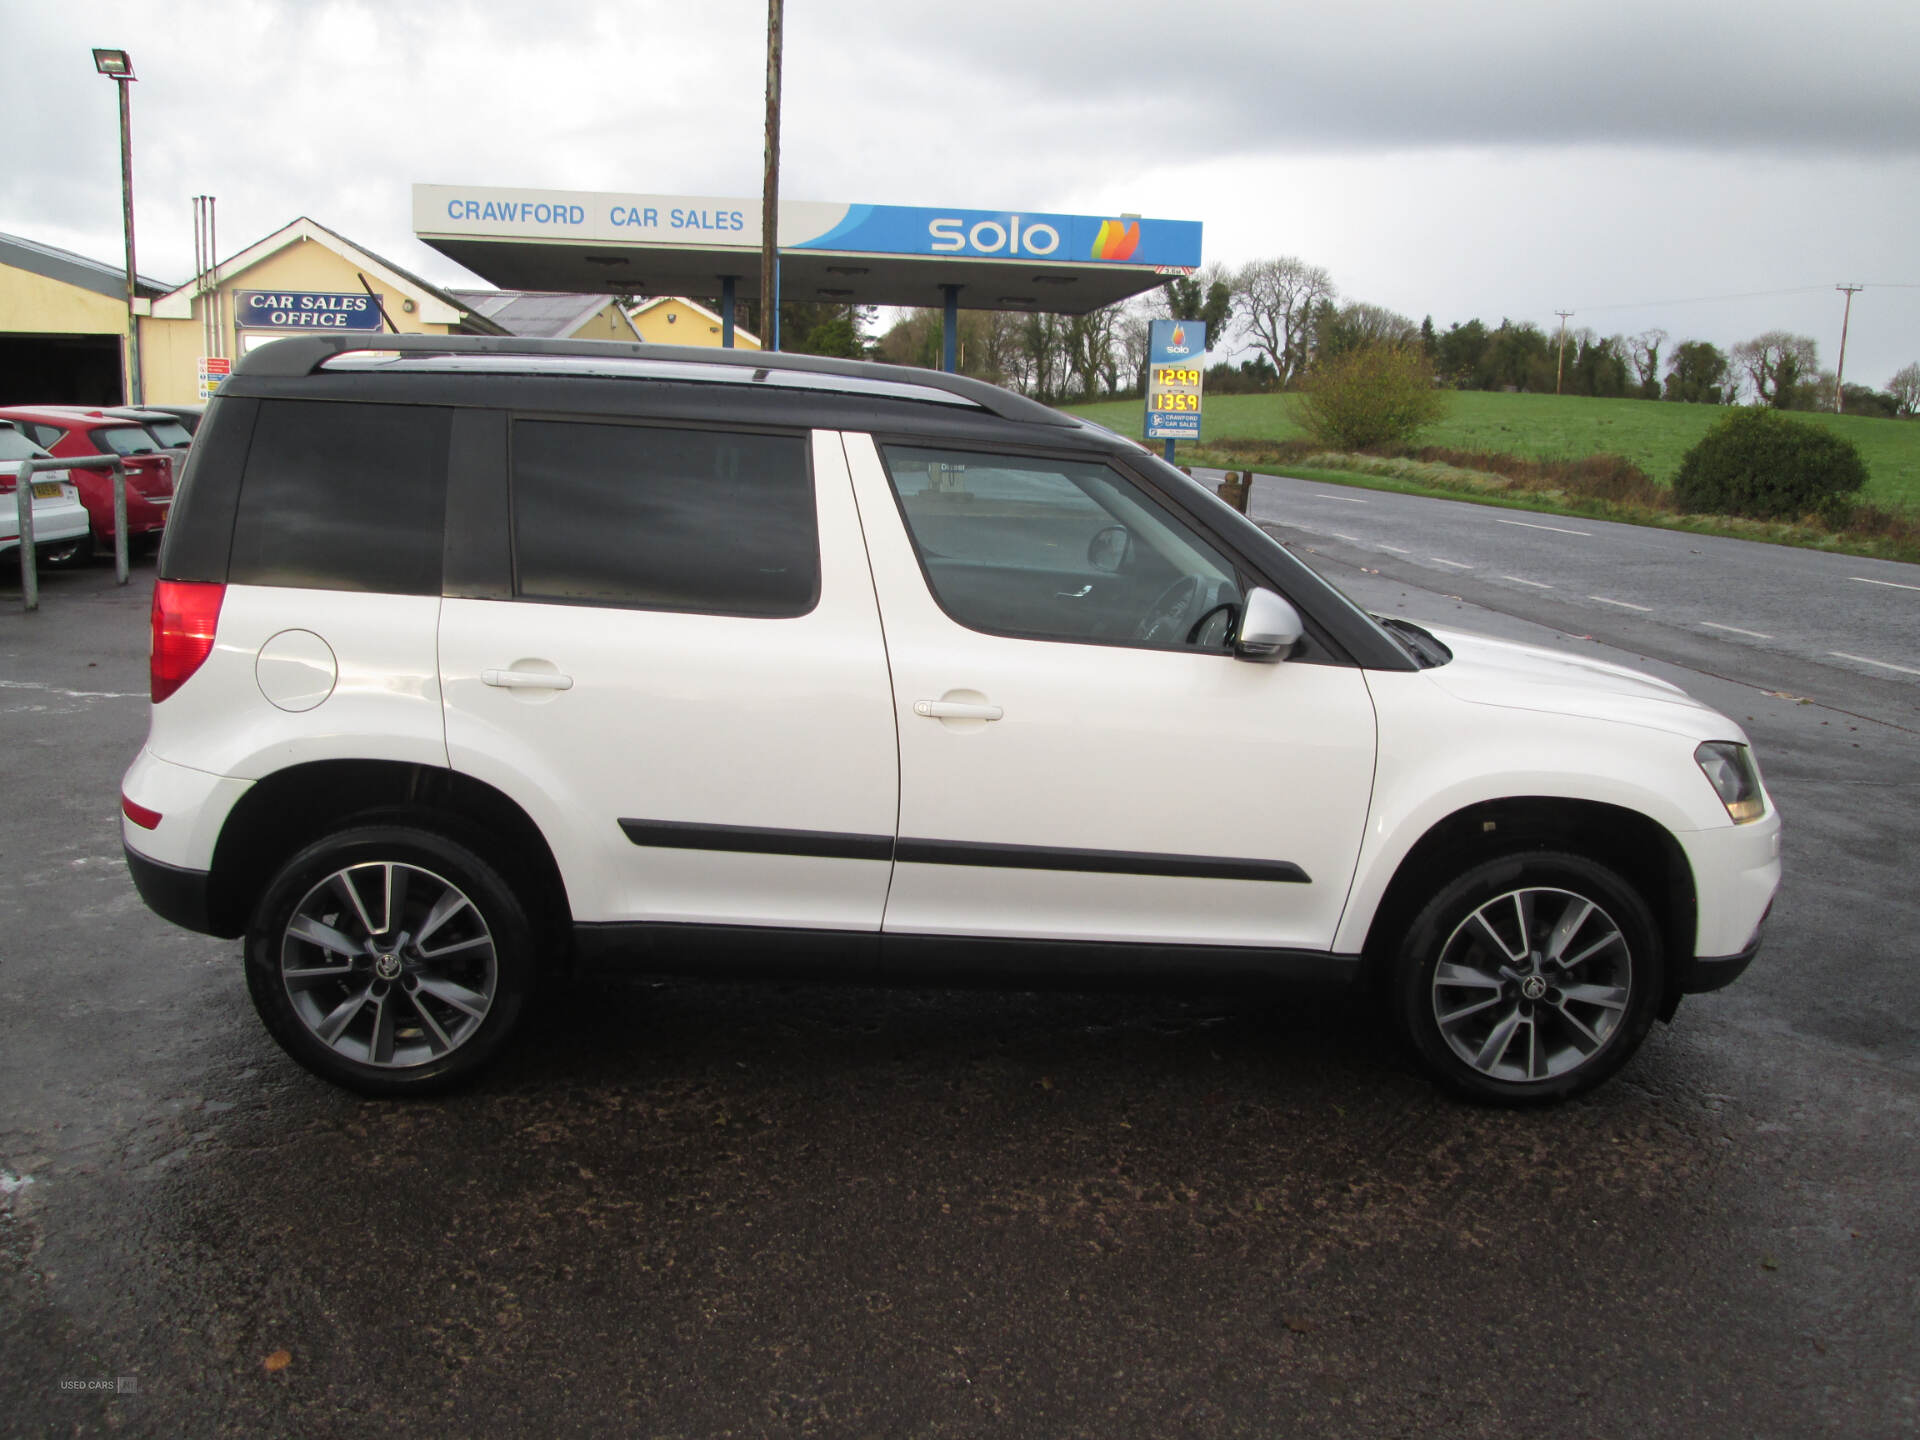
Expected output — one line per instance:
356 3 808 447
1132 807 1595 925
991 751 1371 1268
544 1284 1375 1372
1086 524 1134 573
1234 587 1303 662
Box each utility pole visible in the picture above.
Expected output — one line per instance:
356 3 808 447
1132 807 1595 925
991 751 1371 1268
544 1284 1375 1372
1554 311 1574 395
1834 284 1863 413
760 0 783 353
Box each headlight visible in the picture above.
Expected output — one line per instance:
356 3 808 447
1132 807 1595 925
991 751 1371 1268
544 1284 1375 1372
1695 741 1766 823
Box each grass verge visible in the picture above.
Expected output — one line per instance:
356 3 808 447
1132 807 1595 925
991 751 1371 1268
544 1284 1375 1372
1070 389 1920 510
1190 442 1920 566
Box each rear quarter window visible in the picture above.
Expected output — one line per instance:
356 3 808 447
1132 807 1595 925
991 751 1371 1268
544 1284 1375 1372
227 399 451 595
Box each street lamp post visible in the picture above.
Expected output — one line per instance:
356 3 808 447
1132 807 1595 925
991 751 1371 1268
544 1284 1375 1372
92 48 141 405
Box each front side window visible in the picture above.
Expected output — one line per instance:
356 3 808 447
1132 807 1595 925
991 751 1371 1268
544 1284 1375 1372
510 420 817 617
881 445 1243 651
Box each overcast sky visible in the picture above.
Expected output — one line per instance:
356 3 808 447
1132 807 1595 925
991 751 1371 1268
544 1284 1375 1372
7 0 1919 387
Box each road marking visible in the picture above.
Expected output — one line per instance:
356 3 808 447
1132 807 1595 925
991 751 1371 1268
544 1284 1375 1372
1332 533 1363 543
1496 518 1592 536
1313 493 1370 504
1502 576 1553 588
1430 557 1474 569
1379 544 1410 554
1589 595 1653 612
1829 651 1920 677
1850 576 1920 593
1701 622 1773 639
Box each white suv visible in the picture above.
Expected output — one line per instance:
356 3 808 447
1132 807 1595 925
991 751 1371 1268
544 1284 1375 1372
120 335 1780 1103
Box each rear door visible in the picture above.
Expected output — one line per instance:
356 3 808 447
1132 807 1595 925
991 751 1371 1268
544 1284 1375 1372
438 416 898 932
842 432 1377 953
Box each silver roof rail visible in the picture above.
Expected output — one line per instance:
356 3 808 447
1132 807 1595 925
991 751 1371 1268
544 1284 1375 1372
233 332 1076 428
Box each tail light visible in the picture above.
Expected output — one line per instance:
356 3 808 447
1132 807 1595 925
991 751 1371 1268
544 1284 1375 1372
150 579 224 703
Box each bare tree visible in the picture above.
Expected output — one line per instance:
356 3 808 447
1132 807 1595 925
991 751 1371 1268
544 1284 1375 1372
1116 301 1155 395
1627 329 1668 394
1887 362 1920 417
1731 331 1819 407
1337 303 1419 349
1062 305 1121 402
1234 256 1335 385
1020 312 1068 402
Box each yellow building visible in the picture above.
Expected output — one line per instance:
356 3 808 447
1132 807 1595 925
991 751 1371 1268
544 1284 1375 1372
142 216 509 404
627 296 761 350
0 217 515 407
3 216 746 408
449 289 639 343
0 231 171 403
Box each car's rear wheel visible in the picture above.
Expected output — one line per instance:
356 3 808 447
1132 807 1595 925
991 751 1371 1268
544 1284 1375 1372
1391 851 1664 1104
244 825 535 1095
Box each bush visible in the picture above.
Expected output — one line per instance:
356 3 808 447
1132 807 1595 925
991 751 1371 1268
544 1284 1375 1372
1296 344 1447 450
1671 407 1868 519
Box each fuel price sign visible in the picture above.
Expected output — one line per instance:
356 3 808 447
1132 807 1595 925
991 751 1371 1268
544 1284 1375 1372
1145 319 1205 443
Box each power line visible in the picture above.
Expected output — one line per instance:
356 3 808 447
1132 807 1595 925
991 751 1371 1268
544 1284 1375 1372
1572 284 1831 312
1570 281 1920 312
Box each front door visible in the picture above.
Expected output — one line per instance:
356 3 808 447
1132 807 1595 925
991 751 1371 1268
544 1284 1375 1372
841 432 1377 952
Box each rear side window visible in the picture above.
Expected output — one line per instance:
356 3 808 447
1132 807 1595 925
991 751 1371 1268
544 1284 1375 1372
510 419 817 617
229 400 451 594
93 426 162 456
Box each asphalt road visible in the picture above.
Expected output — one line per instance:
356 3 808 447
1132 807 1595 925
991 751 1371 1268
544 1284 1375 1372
3 526 1917 1439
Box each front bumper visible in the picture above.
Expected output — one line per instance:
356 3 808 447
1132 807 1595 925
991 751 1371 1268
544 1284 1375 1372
1675 908 1768 995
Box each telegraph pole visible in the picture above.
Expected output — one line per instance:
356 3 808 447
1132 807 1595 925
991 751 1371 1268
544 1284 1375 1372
760 0 783 352
1834 284 1863 413
1554 311 1574 395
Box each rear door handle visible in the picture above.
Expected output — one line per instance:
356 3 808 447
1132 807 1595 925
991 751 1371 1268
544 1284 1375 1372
482 668 574 691
913 700 1003 721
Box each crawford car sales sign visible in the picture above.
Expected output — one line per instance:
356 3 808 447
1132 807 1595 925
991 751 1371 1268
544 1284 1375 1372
234 290 384 331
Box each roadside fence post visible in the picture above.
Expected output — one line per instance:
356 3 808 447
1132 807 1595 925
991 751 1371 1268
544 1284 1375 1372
16 455 38 612
112 461 130 585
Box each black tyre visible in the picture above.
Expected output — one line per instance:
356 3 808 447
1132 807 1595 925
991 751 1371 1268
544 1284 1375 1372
1391 851 1664 1105
244 825 535 1096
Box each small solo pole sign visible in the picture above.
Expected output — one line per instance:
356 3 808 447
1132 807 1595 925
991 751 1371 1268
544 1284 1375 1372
1144 319 1204 463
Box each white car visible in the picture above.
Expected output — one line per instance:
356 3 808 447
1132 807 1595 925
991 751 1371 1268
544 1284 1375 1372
0 420 89 564
120 336 1780 1104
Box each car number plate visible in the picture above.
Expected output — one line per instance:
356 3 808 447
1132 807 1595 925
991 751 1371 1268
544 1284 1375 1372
32 483 61 499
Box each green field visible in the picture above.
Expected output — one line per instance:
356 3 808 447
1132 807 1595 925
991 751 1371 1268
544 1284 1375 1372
1068 390 1920 511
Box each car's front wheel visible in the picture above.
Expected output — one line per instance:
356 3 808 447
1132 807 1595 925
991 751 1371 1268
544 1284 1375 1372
1391 851 1664 1104
243 825 535 1095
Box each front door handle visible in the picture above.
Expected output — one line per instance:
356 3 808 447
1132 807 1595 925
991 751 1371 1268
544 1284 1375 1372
1057 584 1092 599
913 699 1003 721
482 668 574 691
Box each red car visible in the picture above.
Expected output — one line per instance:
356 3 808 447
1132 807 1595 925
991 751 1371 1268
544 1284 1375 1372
0 405 177 551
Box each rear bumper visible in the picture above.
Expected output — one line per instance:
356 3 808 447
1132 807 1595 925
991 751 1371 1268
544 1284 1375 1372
124 843 220 936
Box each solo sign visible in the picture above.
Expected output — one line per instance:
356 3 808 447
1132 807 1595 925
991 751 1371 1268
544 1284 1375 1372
234 290 384 331
1145 319 1205 442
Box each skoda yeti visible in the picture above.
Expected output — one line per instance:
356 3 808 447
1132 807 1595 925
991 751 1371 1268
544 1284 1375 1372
121 335 1780 1103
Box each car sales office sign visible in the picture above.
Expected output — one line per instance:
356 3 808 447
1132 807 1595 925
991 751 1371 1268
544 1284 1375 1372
234 290 384 332
1145 319 1205 442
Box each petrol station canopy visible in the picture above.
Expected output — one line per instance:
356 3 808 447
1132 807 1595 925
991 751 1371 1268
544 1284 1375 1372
413 185 1202 314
